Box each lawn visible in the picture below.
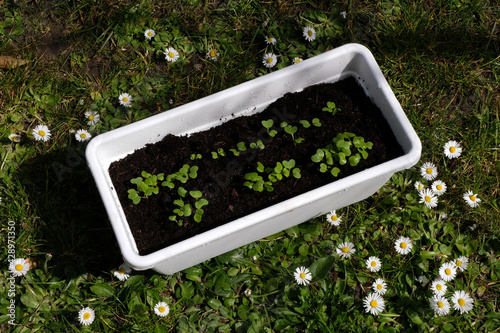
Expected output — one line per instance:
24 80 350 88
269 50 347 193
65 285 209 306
1 0 499 332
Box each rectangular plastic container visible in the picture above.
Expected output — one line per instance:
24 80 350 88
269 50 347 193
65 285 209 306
86 43 421 274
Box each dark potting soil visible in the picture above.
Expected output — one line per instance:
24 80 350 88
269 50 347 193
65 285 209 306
109 77 404 255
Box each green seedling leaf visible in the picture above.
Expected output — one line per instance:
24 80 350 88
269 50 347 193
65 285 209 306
237 142 247 151
262 119 274 130
183 204 192 217
312 118 321 127
320 163 328 173
292 168 301 179
300 120 311 128
283 160 296 169
195 198 208 209
189 190 202 199
230 148 239 156
349 154 361 166
257 162 265 173
269 129 277 137
178 187 188 197
295 137 305 144
331 167 340 176
189 166 198 178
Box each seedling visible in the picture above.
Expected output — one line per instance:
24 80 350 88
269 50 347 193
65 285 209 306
281 122 304 145
243 172 273 192
190 153 202 160
230 142 248 156
128 171 164 204
312 132 373 176
244 160 301 192
249 140 265 149
262 119 277 137
169 188 209 225
162 164 198 188
211 147 226 159
322 101 341 116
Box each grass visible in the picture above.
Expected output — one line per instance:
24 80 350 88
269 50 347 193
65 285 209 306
0 0 499 331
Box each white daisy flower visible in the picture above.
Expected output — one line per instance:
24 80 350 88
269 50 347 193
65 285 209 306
9 258 30 277
443 140 462 159
394 236 412 255
206 47 219 61
453 256 469 272
164 47 179 62
431 180 447 196
292 57 303 64
420 162 438 181
294 266 312 286
414 181 425 191
430 278 447 296
363 293 385 316
78 307 95 326
366 256 382 273
336 242 356 259
244 288 252 296
303 26 316 42
85 110 100 126
372 278 387 295
326 210 341 226
439 262 457 282
113 263 131 281
118 93 132 107
75 129 91 142
262 53 277 68
430 295 451 316
451 290 474 314
265 36 276 45
419 188 438 208
32 124 51 142
8 133 21 142
154 302 169 317
144 29 155 40
463 190 480 208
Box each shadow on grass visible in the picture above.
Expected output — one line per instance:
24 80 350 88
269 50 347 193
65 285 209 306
15 141 123 279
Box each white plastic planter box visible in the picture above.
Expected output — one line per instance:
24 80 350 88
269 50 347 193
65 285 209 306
86 43 421 274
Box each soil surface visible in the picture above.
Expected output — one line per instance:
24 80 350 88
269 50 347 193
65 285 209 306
109 77 404 255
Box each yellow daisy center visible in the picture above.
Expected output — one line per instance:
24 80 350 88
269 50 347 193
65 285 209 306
295 59 300 63
300 273 306 279
148 32 153 36
437 301 444 308
400 242 407 249
456 260 462 266
83 313 90 320
39 130 46 136
445 268 451 275
308 30 313 36
377 284 382 290
266 57 273 63
332 215 338 221
436 284 442 291
15 264 23 271
159 306 166 313
371 261 377 267
89 115 94 120
470 195 476 201
437 185 442 190
458 299 465 306
425 196 431 202
370 300 378 307
168 52 174 58
122 97 128 102
450 146 456 153
268 38 273 42
426 168 433 174
342 246 349 253
80 133 86 138
210 49 216 57
119 267 126 274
